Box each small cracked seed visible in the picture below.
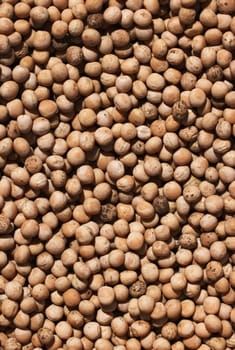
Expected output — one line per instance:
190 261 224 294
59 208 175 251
129 280 147 297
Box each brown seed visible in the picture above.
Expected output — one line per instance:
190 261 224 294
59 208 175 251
37 328 54 346
129 280 147 297
153 195 169 215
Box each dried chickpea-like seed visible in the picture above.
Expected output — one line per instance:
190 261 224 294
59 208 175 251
1 0 235 348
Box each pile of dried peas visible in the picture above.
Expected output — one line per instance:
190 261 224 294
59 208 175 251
1 0 235 349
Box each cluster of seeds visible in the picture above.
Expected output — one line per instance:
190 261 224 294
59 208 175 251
0 0 235 349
